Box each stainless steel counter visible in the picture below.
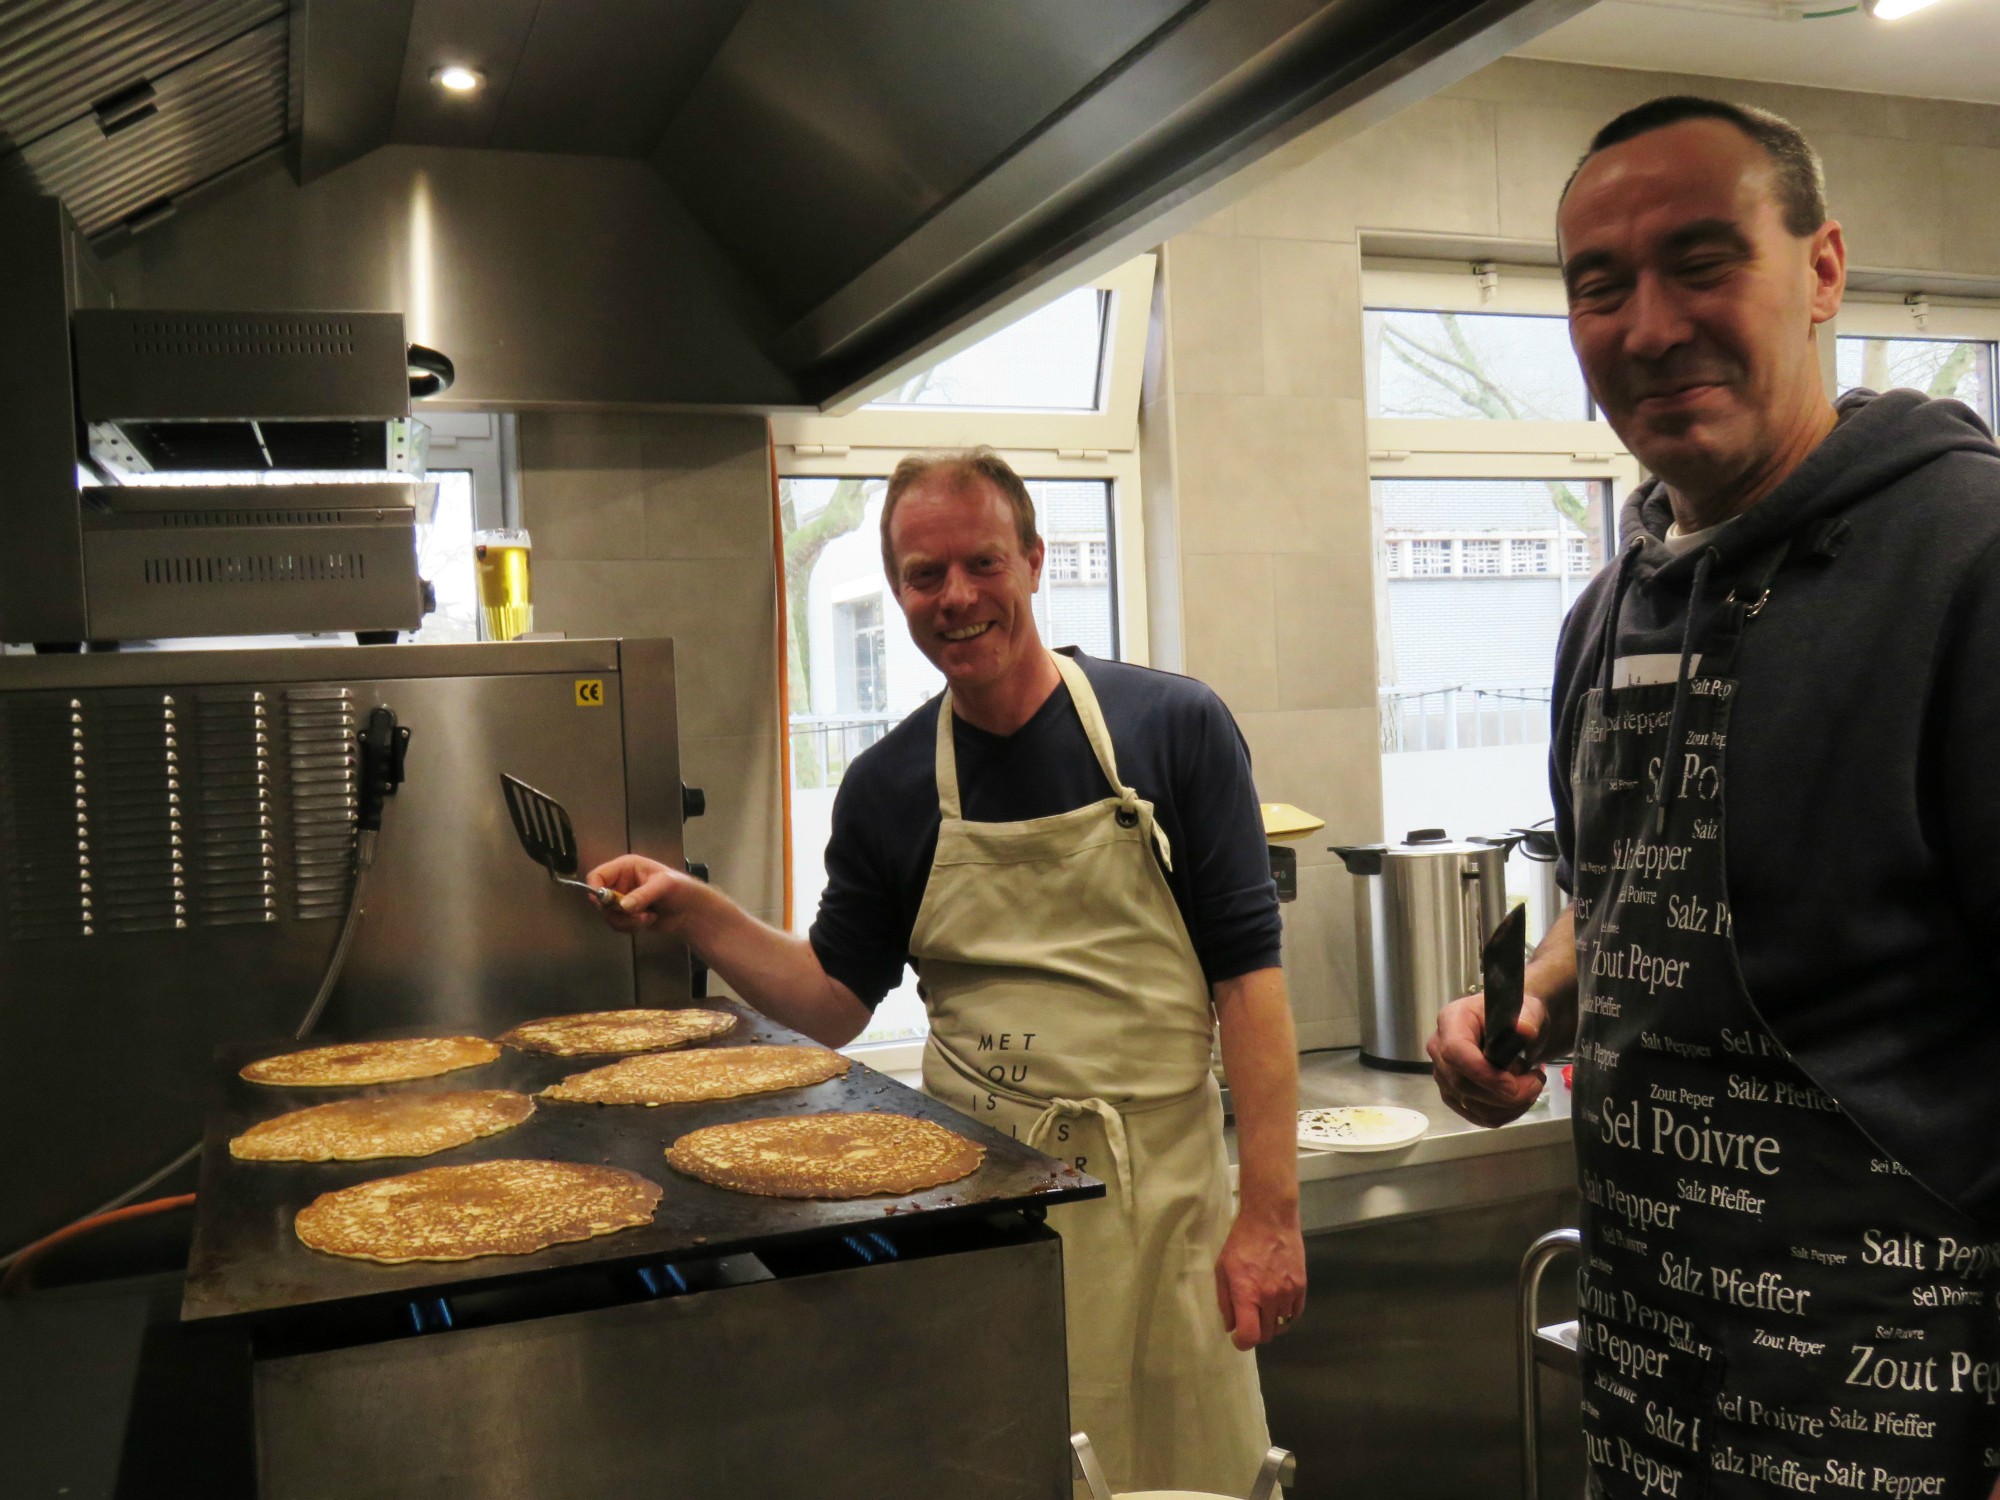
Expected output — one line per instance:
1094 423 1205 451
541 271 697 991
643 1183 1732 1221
1229 1047 1576 1235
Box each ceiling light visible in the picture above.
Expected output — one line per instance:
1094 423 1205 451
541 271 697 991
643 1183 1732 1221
432 65 483 94
1862 0 1945 16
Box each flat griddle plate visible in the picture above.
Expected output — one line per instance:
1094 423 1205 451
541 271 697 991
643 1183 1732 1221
181 1000 1102 1323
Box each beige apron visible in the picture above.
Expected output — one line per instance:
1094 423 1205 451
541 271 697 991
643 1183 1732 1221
910 652 1269 1496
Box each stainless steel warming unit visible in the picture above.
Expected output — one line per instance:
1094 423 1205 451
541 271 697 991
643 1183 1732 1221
0 638 695 1257
0 195 449 647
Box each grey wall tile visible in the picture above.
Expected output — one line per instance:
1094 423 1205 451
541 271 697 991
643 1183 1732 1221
1281 859 1360 1050
535 557 777 741
1234 706 1384 870
1272 553 1377 714
1182 553 1278 714
521 461 648 561
1236 97 1500 241
1259 238 1366 400
1174 394 1366 556
1940 145 2000 278
680 731 784 918
1497 105 1600 244
1818 130 1946 270
1163 233 1265 395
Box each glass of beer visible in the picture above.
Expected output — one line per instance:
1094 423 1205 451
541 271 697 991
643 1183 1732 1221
474 527 533 642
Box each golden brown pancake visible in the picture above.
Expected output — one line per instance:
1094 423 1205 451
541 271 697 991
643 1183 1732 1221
664 1113 983 1199
498 1008 737 1056
294 1159 661 1263
241 1036 500 1087
229 1091 535 1162
541 1045 848 1106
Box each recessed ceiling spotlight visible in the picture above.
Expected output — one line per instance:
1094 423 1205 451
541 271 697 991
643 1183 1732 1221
432 65 483 94
1861 0 1945 16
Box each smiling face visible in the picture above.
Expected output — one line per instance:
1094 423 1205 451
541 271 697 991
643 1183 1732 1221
886 473 1046 696
1559 117 1844 506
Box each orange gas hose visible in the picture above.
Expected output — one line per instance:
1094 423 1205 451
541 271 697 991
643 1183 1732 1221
0 1193 196 1296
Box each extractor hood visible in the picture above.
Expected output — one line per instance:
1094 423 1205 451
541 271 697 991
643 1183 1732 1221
0 0 1595 414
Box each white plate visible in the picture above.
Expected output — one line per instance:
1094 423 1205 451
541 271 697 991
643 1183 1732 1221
1297 1105 1429 1153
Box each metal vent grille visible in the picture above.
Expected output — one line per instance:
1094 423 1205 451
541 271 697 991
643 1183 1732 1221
11 16 287 237
87 696 185 934
192 691 275 926
159 510 344 529
286 688 356 921
2 684 362 937
0 0 281 152
128 319 357 357
0 696 89 939
143 553 367 585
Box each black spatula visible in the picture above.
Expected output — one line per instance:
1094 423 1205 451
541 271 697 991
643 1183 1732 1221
500 773 622 909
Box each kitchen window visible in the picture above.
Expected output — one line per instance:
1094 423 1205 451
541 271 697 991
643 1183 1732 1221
1836 334 1997 427
1366 308 1592 420
1832 298 2000 429
865 285 1108 413
1364 260 1641 855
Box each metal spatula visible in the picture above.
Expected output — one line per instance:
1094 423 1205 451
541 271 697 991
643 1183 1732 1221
500 773 622 910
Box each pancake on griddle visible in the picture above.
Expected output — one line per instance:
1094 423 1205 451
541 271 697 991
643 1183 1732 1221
230 1091 535 1162
241 1036 500 1087
498 1008 737 1056
664 1113 984 1199
294 1159 661 1264
541 1045 848 1106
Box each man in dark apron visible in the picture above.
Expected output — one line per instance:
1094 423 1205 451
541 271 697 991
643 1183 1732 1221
1430 97 2000 1498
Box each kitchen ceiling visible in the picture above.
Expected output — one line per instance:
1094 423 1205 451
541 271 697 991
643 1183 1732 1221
0 0 1597 405
1516 0 2000 107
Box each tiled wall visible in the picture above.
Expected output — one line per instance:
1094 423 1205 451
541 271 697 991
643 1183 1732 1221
518 412 785 929
1145 55 2000 1047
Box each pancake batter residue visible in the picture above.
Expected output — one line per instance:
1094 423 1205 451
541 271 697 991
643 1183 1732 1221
241 1036 500 1087
294 1159 661 1263
230 1091 535 1162
541 1045 848 1106
499 1008 738 1056
664 1112 984 1199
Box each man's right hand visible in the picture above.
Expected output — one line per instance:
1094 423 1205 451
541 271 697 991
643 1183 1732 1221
1427 991 1550 1128
586 854 710 936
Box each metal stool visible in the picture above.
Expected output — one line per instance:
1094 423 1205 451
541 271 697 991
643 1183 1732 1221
1070 1433 1294 1500
1518 1228 1581 1500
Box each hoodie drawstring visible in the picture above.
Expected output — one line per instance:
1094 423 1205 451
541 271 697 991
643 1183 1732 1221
1652 547 1717 835
1598 538 1645 699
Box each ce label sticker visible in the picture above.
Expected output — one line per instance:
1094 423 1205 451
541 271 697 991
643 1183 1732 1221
574 679 605 707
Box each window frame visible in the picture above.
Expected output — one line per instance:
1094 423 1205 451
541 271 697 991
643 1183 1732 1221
1362 262 1643 775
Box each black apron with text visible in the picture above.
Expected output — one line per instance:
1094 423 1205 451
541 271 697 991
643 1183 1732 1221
1570 570 2000 1500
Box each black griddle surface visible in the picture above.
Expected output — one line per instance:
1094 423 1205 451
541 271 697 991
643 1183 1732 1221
181 1000 1101 1323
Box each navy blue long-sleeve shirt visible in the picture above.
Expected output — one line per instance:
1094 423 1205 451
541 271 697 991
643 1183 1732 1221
809 649 1283 1008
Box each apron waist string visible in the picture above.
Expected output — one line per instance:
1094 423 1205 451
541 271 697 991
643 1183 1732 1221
1025 1096 1134 1205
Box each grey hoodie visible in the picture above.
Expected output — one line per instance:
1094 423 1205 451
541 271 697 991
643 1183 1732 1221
1550 388 2000 1232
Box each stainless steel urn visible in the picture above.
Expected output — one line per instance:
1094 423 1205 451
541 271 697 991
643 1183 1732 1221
1333 830 1512 1071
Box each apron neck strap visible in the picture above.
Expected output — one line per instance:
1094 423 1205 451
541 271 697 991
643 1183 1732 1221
933 652 1135 820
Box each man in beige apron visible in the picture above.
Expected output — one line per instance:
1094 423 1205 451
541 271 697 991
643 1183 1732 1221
594 449 1306 1495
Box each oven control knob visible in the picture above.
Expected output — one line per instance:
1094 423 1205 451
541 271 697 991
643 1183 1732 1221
682 782 705 820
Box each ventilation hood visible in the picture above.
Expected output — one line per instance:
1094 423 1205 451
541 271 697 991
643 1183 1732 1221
1 0 1593 414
